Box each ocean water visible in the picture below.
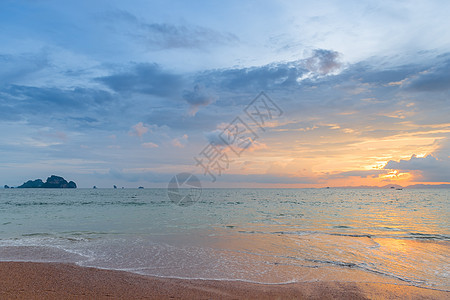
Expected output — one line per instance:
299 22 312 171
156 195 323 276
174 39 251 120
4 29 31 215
0 188 448 290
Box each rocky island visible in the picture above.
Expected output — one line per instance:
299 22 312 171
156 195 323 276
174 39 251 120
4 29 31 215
17 175 77 188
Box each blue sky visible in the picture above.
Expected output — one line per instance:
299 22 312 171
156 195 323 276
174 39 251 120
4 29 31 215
1 0 449 188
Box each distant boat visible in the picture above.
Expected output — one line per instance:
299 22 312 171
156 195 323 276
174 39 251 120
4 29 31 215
113 185 117 189
138 186 144 189
396 188 403 190
93 186 97 189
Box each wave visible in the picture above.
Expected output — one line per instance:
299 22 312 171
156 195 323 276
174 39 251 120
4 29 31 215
0 200 160 207
305 258 450 291
236 229 449 241
407 232 450 240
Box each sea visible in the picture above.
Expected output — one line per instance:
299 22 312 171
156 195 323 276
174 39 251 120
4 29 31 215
0 188 448 291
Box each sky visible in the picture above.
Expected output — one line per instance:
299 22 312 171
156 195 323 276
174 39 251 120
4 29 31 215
0 0 449 188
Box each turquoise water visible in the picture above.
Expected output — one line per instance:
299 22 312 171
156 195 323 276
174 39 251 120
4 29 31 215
0 188 448 290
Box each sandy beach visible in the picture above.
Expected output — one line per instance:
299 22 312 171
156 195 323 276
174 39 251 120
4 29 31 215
0 262 447 299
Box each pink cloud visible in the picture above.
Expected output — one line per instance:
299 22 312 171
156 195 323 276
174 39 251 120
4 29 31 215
142 142 159 148
129 122 149 138
172 134 188 148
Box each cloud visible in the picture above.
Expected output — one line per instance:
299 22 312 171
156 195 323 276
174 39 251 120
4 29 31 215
195 62 305 92
404 57 450 92
0 48 345 136
0 52 49 84
304 49 343 75
193 48 344 93
204 127 265 153
245 141 268 152
183 84 217 116
141 142 158 148
172 134 188 148
433 138 450 160
97 63 183 96
102 10 239 50
129 122 148 137
384 154 450 182
0 84 114 126
205 129 229 146
1 47 448 188
329 170 387 179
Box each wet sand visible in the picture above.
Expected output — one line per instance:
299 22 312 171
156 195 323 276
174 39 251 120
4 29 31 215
0 262 448 299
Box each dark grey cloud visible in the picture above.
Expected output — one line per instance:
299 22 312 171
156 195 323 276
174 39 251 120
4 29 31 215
0 52 49 84
0 84 114 127
193 49 343 95
183 85 216 106
305 49 342 75
405 57 450 92
194 62 306 96
0 48 346 136
102 10 239 50
204 129 229 146
2 51 448 149
2 85 111 109
384 154 450 182
144 105 234 132
330 170 387 179
344 62 421 85
182 84 216 115
333 52 450 94
2 50 446 139
97 63 183 97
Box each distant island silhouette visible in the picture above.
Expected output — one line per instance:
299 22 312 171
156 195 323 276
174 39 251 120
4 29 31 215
17 175 77 188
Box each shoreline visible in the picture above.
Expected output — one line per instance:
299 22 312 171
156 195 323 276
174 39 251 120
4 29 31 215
0 262 448 299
